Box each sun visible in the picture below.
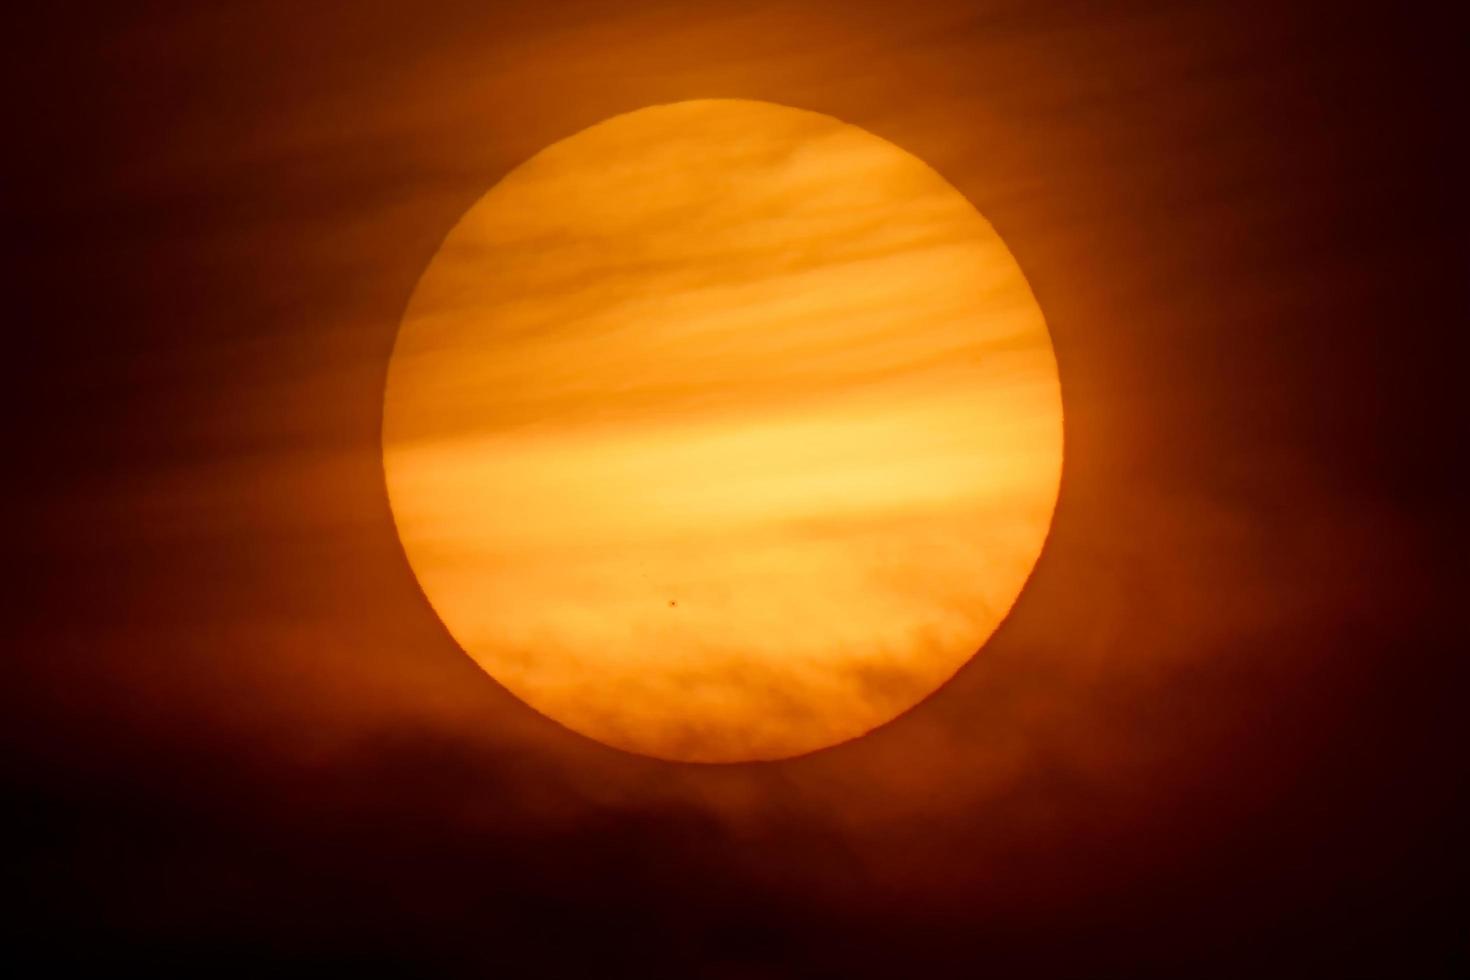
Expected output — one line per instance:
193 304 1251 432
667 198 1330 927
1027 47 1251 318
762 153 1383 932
382 99 1063 762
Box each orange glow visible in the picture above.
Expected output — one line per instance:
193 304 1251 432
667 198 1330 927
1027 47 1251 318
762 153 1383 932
382 99 1063 762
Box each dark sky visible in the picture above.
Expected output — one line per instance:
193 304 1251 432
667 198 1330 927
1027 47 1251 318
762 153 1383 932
6 1 1461 975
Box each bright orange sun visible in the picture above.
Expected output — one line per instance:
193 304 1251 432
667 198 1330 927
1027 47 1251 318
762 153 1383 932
382 99 1063 762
